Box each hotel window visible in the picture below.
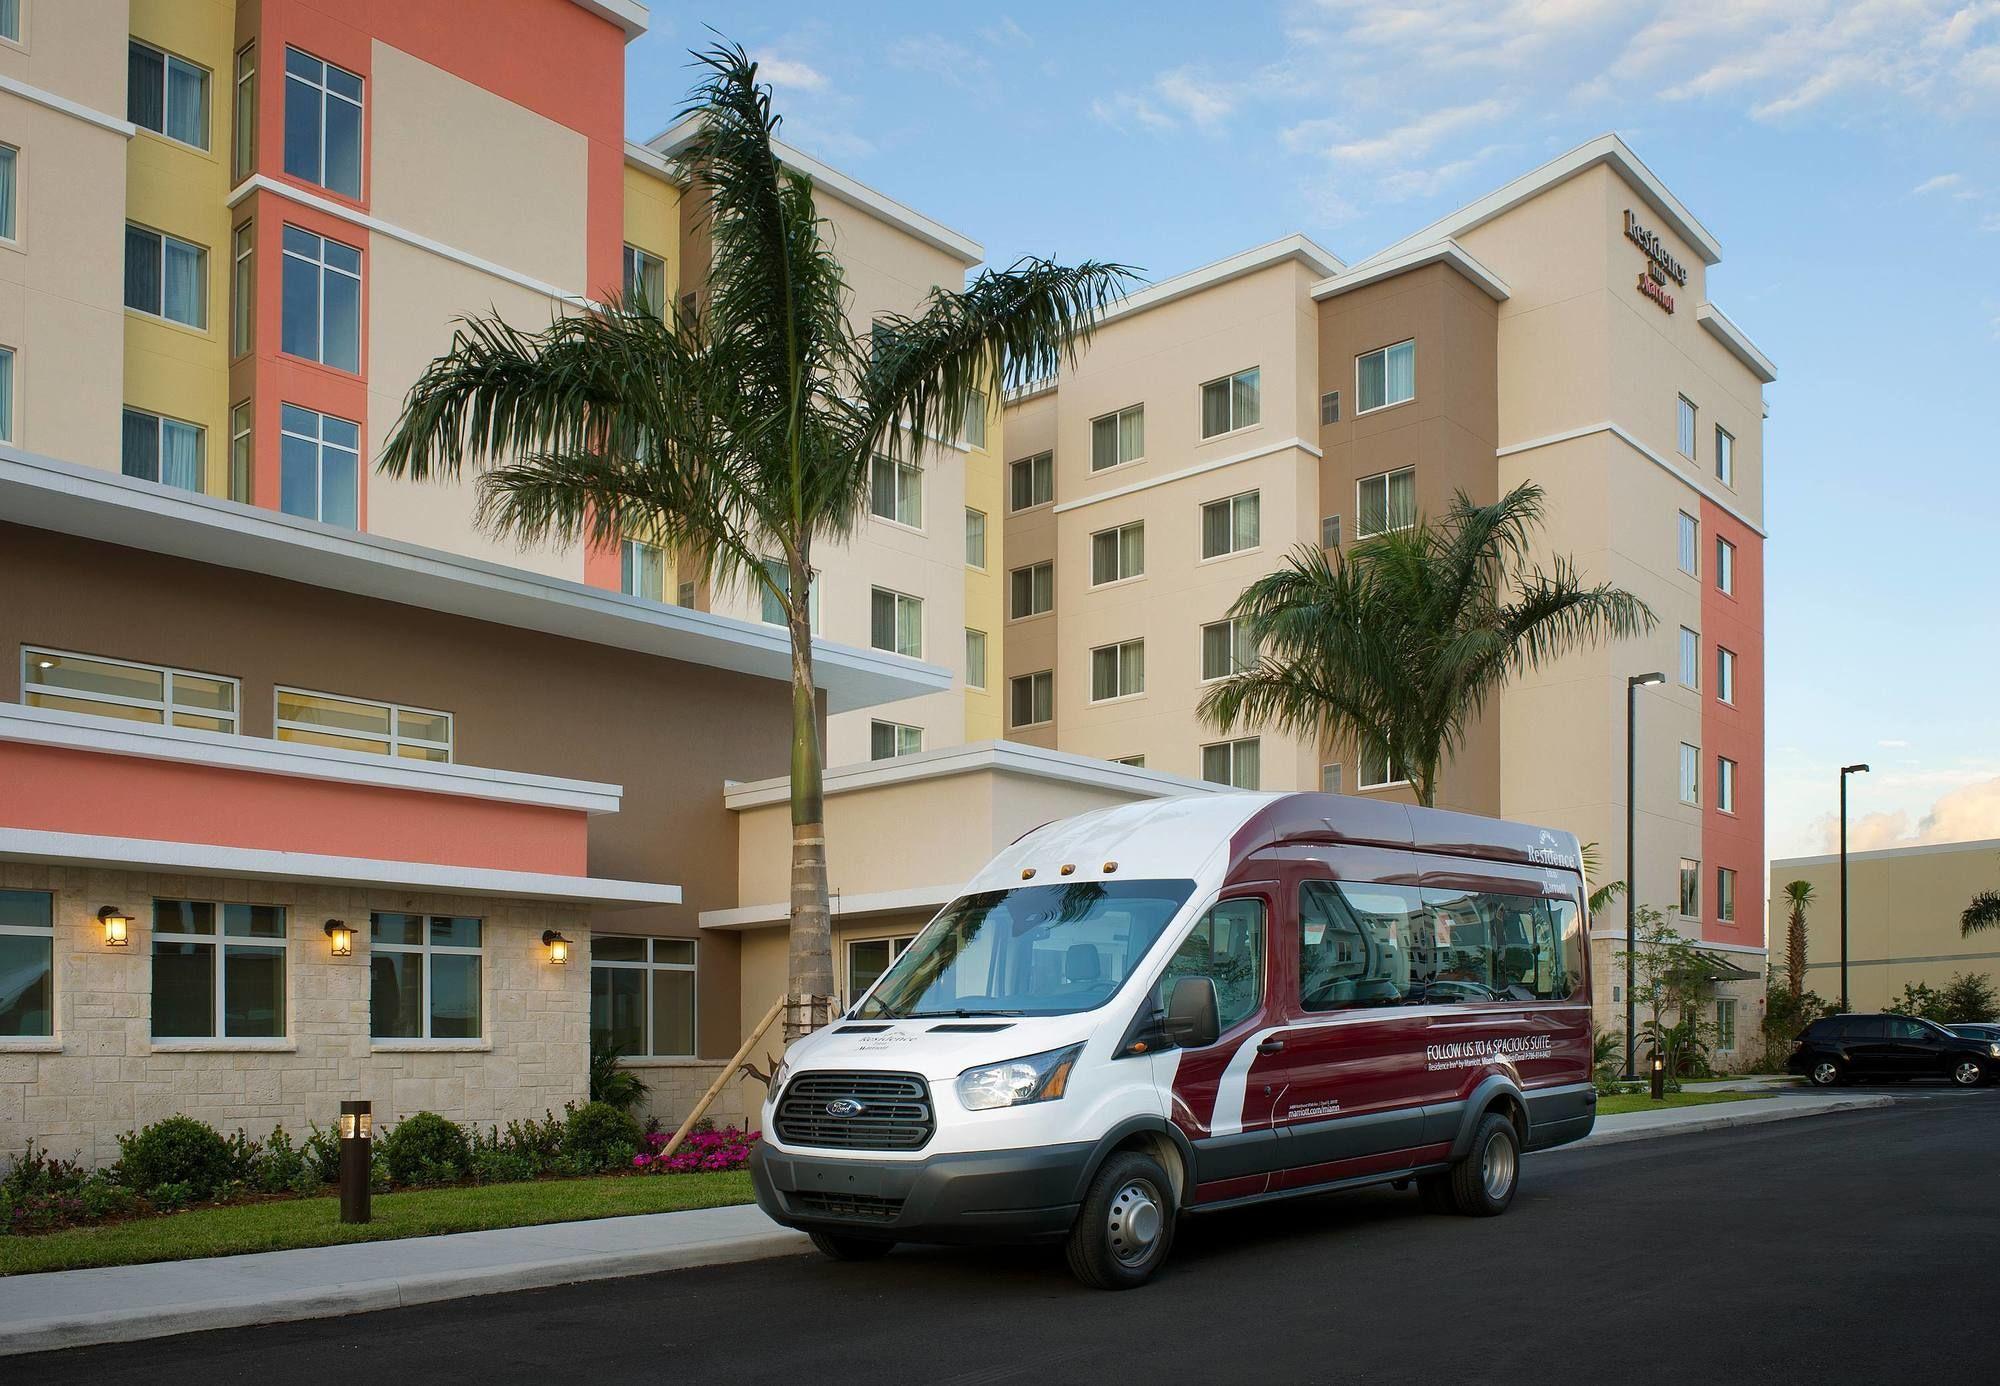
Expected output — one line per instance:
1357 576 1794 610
870 719 923 759
281 226 361 372
1320 763 1342 794
1321 514 1340 549
125 224 207 329
1718 755 1738 814
370 914 482 1041
1200 490 1260 559
964 508 987 568
1201 617 1256 682
1679 742 1700 805
1011 670 1053 727
1357 467 1416 538
0 1 17 43
758 557 822 633
1677 395 1697 459
0 346 12 443
275 688 452 761
1715 996 1738 1050
846 936 914 1000
22 647 238 733
1200 367 1260 439
622 243 666 315
279 404 359 527
1715 425 1734 487
1359 743 1407 790
128 40 209 149
1319 390 1340 425
1716 645 1736 704
1201 736 1261 789
1090 639 1145 701
1716 867 1737 924
1677 510 1698 576
228 401 252 503
1091 403 1144 470
1356 339 1415 413
232 45 256 182
1010 560 1053 619
1679 627 1699 688
590 937 696 1058
230 223 254 357
1715 537 1735 595
870 586 923 657
1678 859 1700 918
0 144 14 241
1010 451 1053 510
1091 521 1144 584
961 389 988 450
965 628 987 690
677 580 696 607
122 408 205 494
622 538 666 603
153 901 287 1041
283 47 363 199
869 453 923 527
0 890 53 1039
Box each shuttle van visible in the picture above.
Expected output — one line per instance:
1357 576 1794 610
751 792 1596 1288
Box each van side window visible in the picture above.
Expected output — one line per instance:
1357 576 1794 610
1156 898 1264 1032
1299 881 1431 1011
1423 888 1580 1003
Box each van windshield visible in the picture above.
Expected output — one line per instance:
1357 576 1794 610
857 879 1196 1019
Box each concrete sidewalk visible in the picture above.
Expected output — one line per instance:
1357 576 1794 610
0 1089 1901 1357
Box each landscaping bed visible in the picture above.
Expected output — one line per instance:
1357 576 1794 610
1595 1089 1758 1117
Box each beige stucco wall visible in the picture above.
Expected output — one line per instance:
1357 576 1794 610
1769 841 2000 1012
0 864 592 1167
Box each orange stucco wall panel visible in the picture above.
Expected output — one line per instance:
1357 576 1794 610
1701 502 1764 948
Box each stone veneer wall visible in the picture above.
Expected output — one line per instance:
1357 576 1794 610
1588 931 1770 1074
0 864 592 1167
623 1060 764 1134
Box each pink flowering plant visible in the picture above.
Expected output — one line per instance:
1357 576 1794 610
631 1124 760 1174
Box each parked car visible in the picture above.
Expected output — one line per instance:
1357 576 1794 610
752 792 1596 1290
1949 1022 2000 1043
1788 1013 2000 1087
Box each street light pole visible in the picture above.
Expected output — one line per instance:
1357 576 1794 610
1839 763 1870 1012
1625 672 1666 1078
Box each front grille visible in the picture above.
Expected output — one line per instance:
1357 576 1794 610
792 1190 904 1221
774 1070 934 1151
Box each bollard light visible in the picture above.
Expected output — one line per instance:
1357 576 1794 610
541 930 571 964
98 906 131 947
324 919 353 957
1649 1052 1666 1101
338 1100 372 1224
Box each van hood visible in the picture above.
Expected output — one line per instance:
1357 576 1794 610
784 1012 1104 1082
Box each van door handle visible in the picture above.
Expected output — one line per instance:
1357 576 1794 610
1258 1038 1286 1055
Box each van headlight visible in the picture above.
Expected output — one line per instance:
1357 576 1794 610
957 1045 1083 1111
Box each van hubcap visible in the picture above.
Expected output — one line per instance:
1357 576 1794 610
1481 1133 1516 1200
1954 1061 1982 1086
1107 1179 1162 1266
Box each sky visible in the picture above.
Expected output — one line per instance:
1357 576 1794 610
624 2 2000 863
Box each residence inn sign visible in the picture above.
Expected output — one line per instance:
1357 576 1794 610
1625 208 1686 314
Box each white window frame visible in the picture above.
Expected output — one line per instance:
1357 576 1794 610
1200 617 1256 683
231 222 254 358
1679 627 1700 689
1714 425 1734 487
273 685 453 761
1679 742 1700 805
1715 536 1735 595
1716 866 1737 924
278 403 359 525
869 719 924 759
1717 755 1737 814
1678 858 1701 919
591 936 697 1058
1009 451 1053 511
1010 561 1054 620
125 223 208 330
961 389 988 451
964 507 987 569
1089 638 1146 703
1010 670 1053 728
22 646 239 733
1715 995 1738 1050
621 243 666 314
1090 403 1145 471
232 43 256 182
150 899 288 1043
0 344 14 444
1358 743 1410 791
0 144 17 245
369 913 483 1043
622 537 666 603
759 557 822 634
1356 466 1416 539
1356 339 1415 415
228 398 250 503
1090 520 1145 586
122 407 206 494
870 585 923 658
1113 754 1146 768
843 934 914 1002
965 628 987 690
1199 366 1261 440
1716 645 1736 705
1677 395 1697 459
1201 736 1261 789
284 46 364 199
0 1 20 46
280 224 361 371
1320 763 1343 794
869 453 924 529
128 39 210 151
0 887 53 1039
1677 510 1698 576
1200 490 1261 561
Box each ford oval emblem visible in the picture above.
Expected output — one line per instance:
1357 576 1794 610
825 1098 865 1118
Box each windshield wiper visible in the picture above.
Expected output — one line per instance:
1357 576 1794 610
905 1008 1027 1018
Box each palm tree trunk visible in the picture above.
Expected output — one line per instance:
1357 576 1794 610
1785 908 1806 1000
784 557 835 1036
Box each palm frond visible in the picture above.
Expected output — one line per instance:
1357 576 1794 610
1964 891 2000 936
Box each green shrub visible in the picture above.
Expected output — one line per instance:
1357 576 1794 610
148 1181 194 1212
117 1117 235 1200
563 1101 641 1172
78 1173 135 1221
303 1121 342 1184
470 1148 538 1185
379 1111 472 1186
254 1126 315 1194
590 1038 652 1112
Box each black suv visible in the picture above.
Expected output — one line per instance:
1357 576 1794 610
1789 1013 1999 1087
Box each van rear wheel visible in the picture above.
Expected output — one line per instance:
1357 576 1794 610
1066 1150 1176 1290
1427 1112 1519 1217
808 1230 894 1262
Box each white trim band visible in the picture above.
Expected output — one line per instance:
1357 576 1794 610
723 738 1229 810
1312 239 1510 303
1496 422 1767 537
1099 234 1344 328
1051 437 1323 515
0 73 137 138
701 882 958 931
1696 303 1777 384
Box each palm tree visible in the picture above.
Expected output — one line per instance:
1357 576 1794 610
377 43 1130 1026
1782 879 1816 1000
1963 861 2000 936
1199 482 1655 807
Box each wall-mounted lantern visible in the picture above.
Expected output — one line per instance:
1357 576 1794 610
324 919 354 957
97 906 131 947
541 930 571 965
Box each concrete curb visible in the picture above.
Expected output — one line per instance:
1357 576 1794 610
1575 1094 1898 1148
0 1227 810 1358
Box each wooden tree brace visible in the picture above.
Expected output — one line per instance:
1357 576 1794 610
658 994 785 1161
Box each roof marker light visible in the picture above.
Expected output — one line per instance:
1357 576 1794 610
1103 861 1119 873
1060 863 1076 876
1021 868 1037 880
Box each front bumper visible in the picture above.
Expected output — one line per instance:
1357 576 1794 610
752 1140 1095 1246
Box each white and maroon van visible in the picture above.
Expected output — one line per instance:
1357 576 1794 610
751 792 1596 1288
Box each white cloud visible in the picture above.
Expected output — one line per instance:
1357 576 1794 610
888 34 989 89
1314 100 1512 164
1810 774 2000 853
1912 171 1967 195
757 57 827 92
1091 67 1241 134
1154 67 1238 129
1879 737 1913 749
979 16 1031 46
1089 92 1180 133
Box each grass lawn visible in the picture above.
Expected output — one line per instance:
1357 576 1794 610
1596 1089 1759 1117
0 1170 754 1278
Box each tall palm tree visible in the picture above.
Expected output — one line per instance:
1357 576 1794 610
1782 879 1816 999
377 44 1130 1024
1199 482 1655 807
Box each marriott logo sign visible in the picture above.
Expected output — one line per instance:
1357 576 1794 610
1624 208 1688 314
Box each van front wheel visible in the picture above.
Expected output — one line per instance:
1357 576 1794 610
1435 1112 1519 1216
1066 1150 1176 1290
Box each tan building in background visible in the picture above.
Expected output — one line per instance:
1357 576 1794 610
1769 840 2000 1013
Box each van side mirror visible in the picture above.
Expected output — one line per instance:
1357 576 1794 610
1165 975 1220 1049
